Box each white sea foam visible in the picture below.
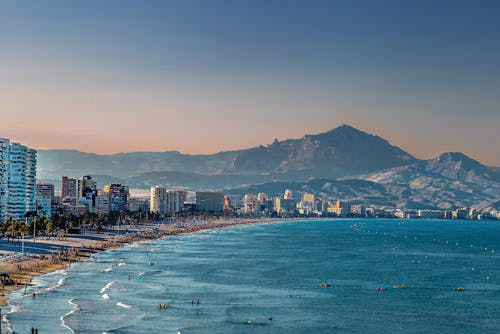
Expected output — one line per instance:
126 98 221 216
117 262 126 267
8 304 22 314
28 268 68 293
45 268 68 277
47 276 67 292
2 313 14 333
100 281 115 294
3 300 22 333
116 302 132 309
2 268 70 332
104 267 113 272
102 293 110 300
60 298 79 334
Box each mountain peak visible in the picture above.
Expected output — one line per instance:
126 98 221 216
436 152 470 161
231 124 416 176
335 123 357 131
424 151 496 181
433 152 485 170
327 124 368 136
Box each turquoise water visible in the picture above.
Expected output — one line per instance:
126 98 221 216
2 219 500 333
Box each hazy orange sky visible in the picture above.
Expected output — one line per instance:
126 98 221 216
1 1 499 165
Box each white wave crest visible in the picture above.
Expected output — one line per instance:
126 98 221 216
3 299 23 333
47 276 67 292
116 302 132 309
60 298 79 334
100 281 115 294
102 293 110 300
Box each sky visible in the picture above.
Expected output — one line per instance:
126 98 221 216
0 0 499 165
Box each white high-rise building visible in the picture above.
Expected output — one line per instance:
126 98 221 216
284 189 294 200
166 190 187 214
150 186 187 214
150 186 166 213
97 190 111 215
256 193 268 204
0 138 37 222
243 194 255 213
0 140 8 222
25 148 37 213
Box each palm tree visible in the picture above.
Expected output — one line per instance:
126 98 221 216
45 220 54 239
5 218 15 242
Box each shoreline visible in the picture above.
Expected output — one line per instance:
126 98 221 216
0 216 487 308
0 217 307 308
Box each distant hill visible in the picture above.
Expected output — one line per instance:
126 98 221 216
37 149 241 179
37 124 499 209
228 124 416 177
38 124 416 180
362 152 500 209
225 151 500 210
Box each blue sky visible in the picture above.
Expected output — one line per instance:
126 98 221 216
0 0 499 165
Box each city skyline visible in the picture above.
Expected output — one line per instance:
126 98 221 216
1 1 499 165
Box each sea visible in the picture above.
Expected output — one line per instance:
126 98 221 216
2 219 499 334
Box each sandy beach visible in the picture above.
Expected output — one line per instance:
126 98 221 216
0 217 293 307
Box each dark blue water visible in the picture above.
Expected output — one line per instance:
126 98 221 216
3 219 500 333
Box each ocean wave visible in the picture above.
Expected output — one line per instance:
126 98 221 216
104 267 113 272
3 299 22 333
102 293 110 300
60 298 79 334
27 268 68 294
7 303 22 314
117 262 126 267
47 276 67 292
44 268 68 277
100 281 115 294
116 302 132 309
2 313 14 333
2 268 69 332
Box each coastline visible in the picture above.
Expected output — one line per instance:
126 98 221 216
3 218 497 333
0 217 304 308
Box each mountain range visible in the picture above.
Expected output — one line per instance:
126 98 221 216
37 125 500 210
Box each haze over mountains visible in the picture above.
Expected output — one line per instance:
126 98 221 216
37 125 500 210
